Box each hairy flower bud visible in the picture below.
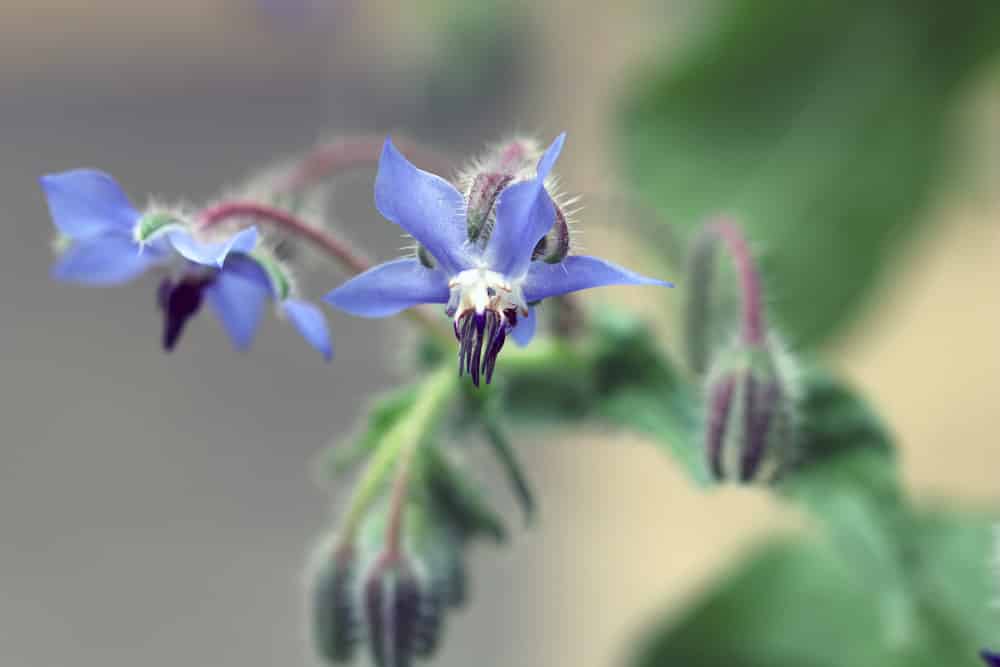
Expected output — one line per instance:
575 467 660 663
704 341 797 483
309 544 360 664
466 172 513 242
531 202 571 264
363 553 443 667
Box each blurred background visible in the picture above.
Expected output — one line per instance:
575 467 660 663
1 1 998 666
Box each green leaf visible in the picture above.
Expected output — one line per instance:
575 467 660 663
631 539 900 667
423 445 507 544
901 509 998 663
619 0 1000 347
318 385 420 479
590 312 706 483
480 415 536 526
780 367 908 596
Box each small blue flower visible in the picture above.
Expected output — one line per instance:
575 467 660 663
982 650 1000 666
324 134 671 385
41 169 332 359
41 169 168 285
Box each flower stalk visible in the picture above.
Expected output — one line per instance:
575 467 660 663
336 367 457 548
278 136 453 194
197 201 451 345
705 219 764 346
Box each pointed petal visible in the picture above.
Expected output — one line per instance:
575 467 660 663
40 169 139 239
167 226 259 267
374 138 471 274
51 233 158 286
205 261 271 350
486 133 566 277
282 299 333 361
522 255 672 302
324 257 450 318
511 306 537 346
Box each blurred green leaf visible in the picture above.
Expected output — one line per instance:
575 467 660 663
423 445 508 544
901 509 998 663
318 384 419 479
589 312 706 483
619 0 1000 346
632 539 898 667
495 310 704 481
481 414 536 525
631 508 998 667
633 364 998 666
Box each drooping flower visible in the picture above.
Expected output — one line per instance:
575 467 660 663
324 133 672 385
40 169 332 358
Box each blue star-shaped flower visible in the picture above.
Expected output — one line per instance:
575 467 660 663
324 133 671 385
40 169 332 359
982 649 1000 666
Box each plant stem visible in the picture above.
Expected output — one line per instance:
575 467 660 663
277 136 453 194
197 201 450 344
707 220 764 346
199 201 371 273
337 367 457 546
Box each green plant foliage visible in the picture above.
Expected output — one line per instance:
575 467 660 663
319 384 420 478
631 365 998 666
619 0 1000 347
495 311 705 482
423 444 508 545
632 538 896 667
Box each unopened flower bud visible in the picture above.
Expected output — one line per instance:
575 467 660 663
363 553 442 667
416 244 437 269
704 341 796 483
466 172 513 242
309 543 360 664
531 202 570 264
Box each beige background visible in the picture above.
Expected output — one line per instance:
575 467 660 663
0 2 997 666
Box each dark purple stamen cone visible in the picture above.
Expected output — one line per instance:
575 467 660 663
311 547 360 663
158 277 209 351
981 650 1000 666
454 310 511 387
364 555 439 667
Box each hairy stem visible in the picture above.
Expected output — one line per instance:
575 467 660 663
706 220 765 346
197 201 450 343
337 367 457 546
199 201 371 273
278 136 453 194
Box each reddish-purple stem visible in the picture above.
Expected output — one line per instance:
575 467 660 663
278 136 453 193
198 201 372 274
383 464 411 561
708 220 764 346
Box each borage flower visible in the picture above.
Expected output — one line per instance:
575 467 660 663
325 133 671 385
40 169 332 359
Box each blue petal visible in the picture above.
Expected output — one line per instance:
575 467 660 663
40 169 140 240
51 233 158 286
324 257 450 318
511 306 537 347
374 138 472 274
205 260 271 350
282 299 333 361
167 226 259 267
522 255 672 302
486 133 566 278
981 650 1000 666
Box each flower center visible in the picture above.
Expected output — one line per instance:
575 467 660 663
447 268 528 386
